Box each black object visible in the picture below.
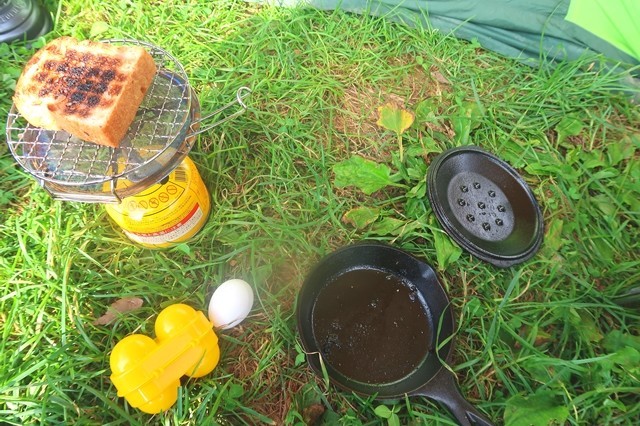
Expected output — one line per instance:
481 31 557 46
0 0 52 44
427 146 543 267
297 242 493 426
612 286 640 310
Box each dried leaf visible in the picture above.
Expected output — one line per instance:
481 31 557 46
93 297 143 325
376 103 414 136
303 403 326 425
432 70 450 85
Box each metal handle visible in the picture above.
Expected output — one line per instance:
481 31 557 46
41 180 123 203
190 86 251 136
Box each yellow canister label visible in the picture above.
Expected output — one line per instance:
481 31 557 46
105 156 211 248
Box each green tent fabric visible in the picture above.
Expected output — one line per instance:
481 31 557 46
256 0 640 71
566 0 639 62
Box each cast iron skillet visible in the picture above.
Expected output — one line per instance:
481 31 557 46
297 242 493 426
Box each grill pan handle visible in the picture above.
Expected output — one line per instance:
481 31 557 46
414 367 494 426
190 86 251 136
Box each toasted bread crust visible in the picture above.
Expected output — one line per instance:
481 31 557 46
13 37 157 148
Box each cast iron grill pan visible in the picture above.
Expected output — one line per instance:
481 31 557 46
427 146 543 267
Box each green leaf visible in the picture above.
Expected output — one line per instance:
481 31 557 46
337 408 363 425
504 390 569 426
572 310 603 343
525 163 556 176
342 207 380 229
607 136 637 166
228 383 244 399
90 21 110 38
406 181 426 199
566 186 581 201
294 352 306 367
602 330 640 352
602 398 627 412
451 100 483 144
465 297 485 317
580 150 606 170
0 189 15 206
543 219 564 253
374 405 393 419
508 316 523 331
405 164 428 180
404 197 427 221
520 358 553 385
333 156 401 195
591 194 617 216
2 65 22 80
588 236 614 261
388 413 401 426
415 99 439 124
376 103 414 136
609 346 640 369
623 192 640 212
173 242 193 257
433 229 462 270
405 143 439 158
555 115 584 145
590 168 619 180
300 384 323 408
370 217 406 236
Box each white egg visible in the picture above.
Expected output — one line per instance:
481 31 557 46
208 279 254 329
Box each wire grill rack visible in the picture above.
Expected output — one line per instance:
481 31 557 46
5 39 250 203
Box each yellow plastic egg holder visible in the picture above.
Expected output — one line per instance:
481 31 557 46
110 304 220 414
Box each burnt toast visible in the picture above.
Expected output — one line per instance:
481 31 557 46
13 37 157 148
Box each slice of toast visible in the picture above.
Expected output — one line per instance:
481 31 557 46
13 37 157 148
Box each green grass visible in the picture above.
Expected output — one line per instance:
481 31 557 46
1 1 639 425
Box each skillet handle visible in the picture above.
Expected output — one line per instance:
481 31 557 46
415 368 494 426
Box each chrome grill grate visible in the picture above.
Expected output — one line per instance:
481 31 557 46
5 39 249 203
6 40 191 190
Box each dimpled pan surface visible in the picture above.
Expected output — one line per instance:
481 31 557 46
427 146 543 267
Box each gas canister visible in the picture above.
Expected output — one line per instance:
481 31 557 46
104 156 211 248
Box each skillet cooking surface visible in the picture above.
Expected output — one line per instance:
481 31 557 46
311 267 431 384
